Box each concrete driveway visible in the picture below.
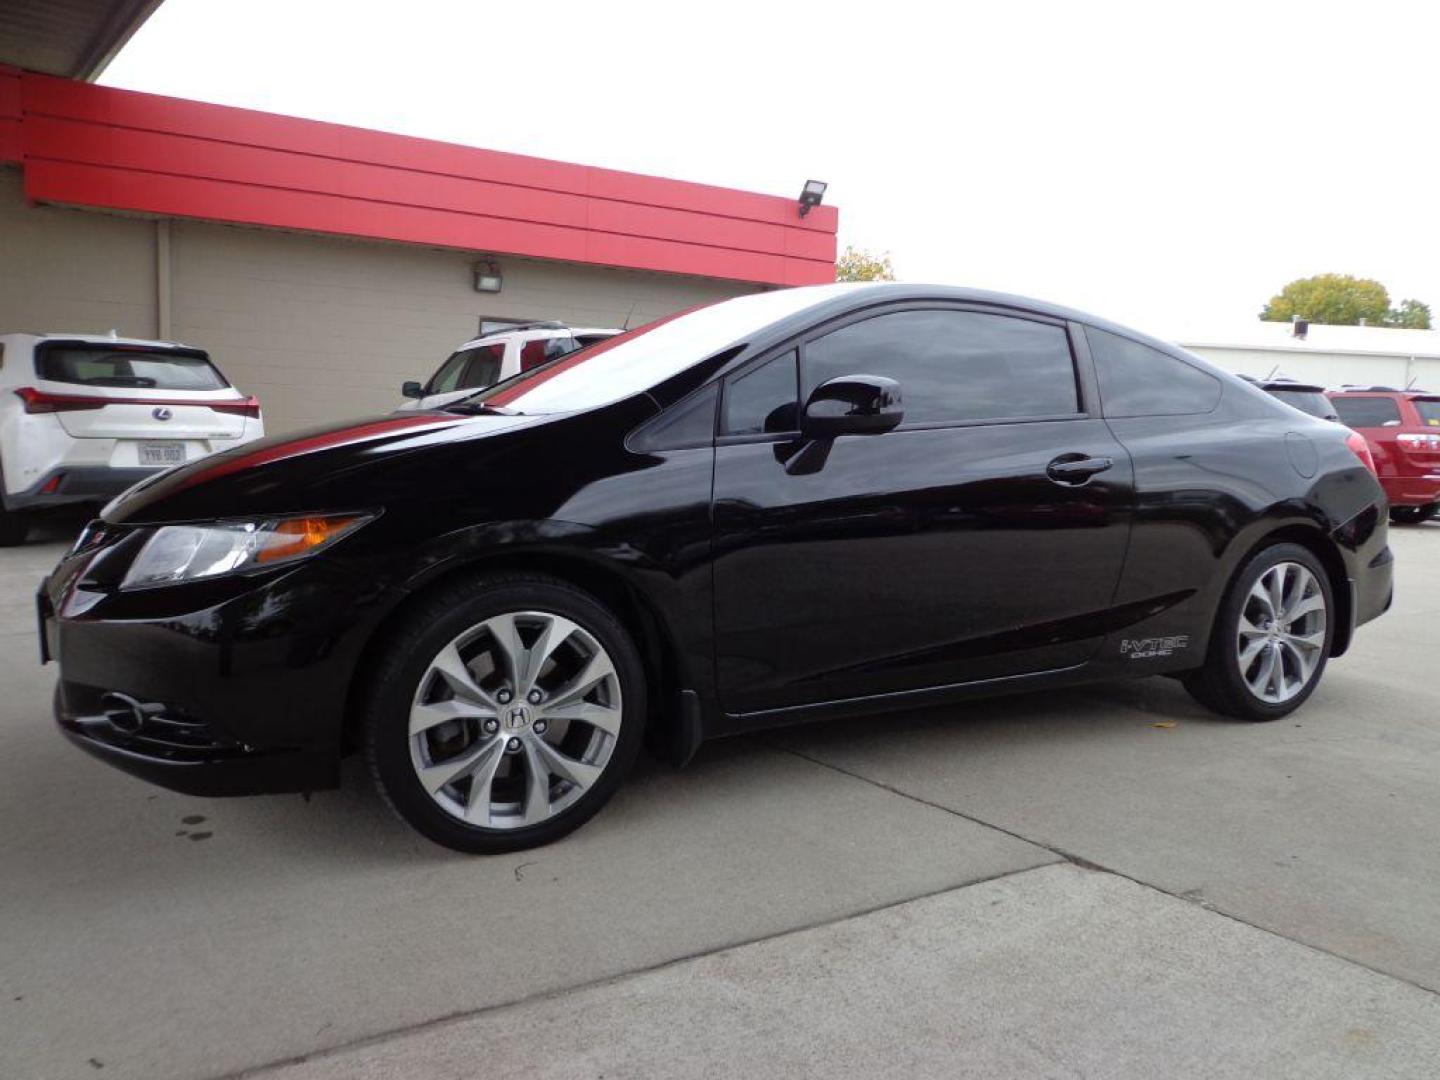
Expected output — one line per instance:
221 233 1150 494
3 515 1439 1079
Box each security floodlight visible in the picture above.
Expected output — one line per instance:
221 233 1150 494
798 179 828 218
473 258 503 294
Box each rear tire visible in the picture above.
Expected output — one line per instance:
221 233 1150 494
1183 543 1333 721
0 505 28 547
364 573 646 854
1390 505 1437 525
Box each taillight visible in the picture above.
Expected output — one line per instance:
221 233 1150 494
208 396 262 420
15 387 106 413
14 387 260 418
1345 431 1378 475
1398 432 1440 452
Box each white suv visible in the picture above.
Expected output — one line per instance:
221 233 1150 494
397 322 620 412
0 332 264 545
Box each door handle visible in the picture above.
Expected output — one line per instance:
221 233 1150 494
1046 454 1114 485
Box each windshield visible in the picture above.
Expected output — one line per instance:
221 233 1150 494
1415 399 1440 427
428 342 505 395
1268 388 1337 420
460 284 867 414
36 344 228 390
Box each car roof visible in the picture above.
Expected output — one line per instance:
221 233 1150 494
1329 386 1437 398
0 331 206 351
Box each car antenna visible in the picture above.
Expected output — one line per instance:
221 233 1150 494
1265 364 1280 380
621 301 639 331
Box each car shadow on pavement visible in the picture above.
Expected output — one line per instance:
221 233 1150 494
62 674 1227 870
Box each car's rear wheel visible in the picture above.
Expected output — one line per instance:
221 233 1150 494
1183 543 1333 721
0 504 28 547
364 574 646 854
1390 504 1437 525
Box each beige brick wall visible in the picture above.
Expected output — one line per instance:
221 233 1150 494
1 167 760 435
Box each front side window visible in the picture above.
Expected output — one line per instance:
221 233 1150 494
803 309 1079 426
1086 328 1221 418
1332 396 1402 428
36 345 228 391
723 350 798 435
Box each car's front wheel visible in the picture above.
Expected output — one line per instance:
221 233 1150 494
1183 543 1333 721
1390 504 1437 525
365 574 646 854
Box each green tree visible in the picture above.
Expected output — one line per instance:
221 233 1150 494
1260 274 1391 325
1386 298 1432 330
836 245 895 282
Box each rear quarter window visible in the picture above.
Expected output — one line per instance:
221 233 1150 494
1413 399 1440 427
36 345 227 391
1086 327 1221 418
1331 396 1402 428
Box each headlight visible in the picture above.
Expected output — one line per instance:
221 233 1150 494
121 513 373 590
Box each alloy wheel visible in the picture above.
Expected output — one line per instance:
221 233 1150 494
1236 561 1327 704
408 610 623 829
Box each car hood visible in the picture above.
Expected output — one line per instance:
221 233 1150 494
104 409 546 524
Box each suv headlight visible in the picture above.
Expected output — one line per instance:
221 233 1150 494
121 513 373 590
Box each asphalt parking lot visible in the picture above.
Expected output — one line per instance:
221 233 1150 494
3 516 1439 1080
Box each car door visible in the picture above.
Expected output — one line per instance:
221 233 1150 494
710 303 1135 716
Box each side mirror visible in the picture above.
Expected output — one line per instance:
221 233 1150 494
401 380 425 399
801 375 903 439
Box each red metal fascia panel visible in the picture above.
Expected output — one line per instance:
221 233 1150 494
22 74 837 232
16 72 838 284
23 115 834 261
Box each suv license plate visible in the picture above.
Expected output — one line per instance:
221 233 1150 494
138 442 186 467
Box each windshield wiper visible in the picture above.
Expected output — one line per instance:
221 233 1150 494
441 401 523 416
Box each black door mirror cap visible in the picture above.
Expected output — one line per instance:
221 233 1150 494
402 380 425 399
801 374 904 439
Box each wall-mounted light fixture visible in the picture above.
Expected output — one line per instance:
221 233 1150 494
473 258 503 293
798 179 828 218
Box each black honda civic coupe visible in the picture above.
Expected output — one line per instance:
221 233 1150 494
39 284 1393 853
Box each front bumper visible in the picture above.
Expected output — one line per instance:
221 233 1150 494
40 537 390 797
55 684 334 796
5 466 161 510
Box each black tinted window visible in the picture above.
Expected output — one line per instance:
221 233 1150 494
1332 396 1402 428
1087 328 1221 417
723 350 798 434
36 346 226 390
803 309 1078 425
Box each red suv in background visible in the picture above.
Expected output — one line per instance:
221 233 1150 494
1328 387 1440 524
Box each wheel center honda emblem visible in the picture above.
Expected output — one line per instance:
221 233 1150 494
506 705 532 730
152 407 173 421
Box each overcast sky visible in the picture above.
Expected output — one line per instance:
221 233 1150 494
102 0 1439 339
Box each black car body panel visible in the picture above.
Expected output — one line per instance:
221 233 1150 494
41 284 1393 796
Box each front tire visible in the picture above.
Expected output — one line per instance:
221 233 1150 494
1183 543 1333 721
364 574 647 854
1390 505 1437 525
